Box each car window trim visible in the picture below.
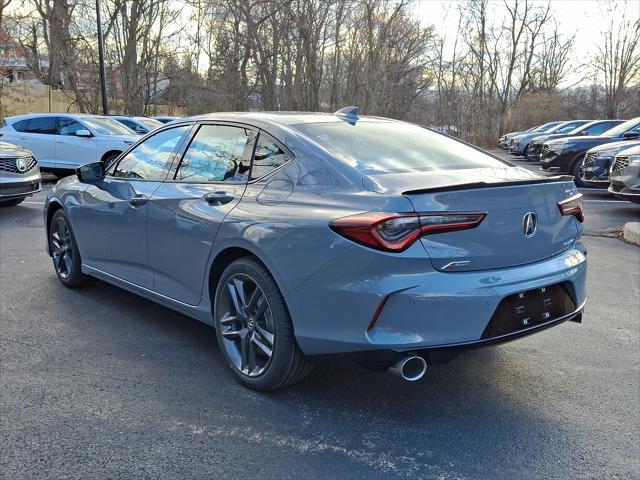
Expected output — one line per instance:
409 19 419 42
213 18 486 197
166 121 259 185
105 123 195 182
248 130 294 182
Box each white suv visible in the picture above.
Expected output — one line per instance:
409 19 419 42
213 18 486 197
0 113 138 174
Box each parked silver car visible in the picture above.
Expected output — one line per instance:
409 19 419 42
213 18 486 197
608 146 640 203
0 141 41 207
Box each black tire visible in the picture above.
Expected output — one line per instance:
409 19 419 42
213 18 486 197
49 210 89 288
102 152 121 169
522 145 529 159
214 257 313 391
571 155 589 188
0 197 25 207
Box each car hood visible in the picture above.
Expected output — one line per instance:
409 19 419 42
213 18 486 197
0 141 32 158
546 134 619 148
587 140 640 154
364 166 566 195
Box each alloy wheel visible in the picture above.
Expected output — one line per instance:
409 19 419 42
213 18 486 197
218 274 275 377
50 216 74 279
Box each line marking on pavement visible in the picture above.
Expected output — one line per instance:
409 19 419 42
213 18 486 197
23 201 45 205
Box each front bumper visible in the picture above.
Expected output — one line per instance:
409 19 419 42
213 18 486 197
540 150 572 173
583 155 614 183
608 164 640 200
287 243 587 355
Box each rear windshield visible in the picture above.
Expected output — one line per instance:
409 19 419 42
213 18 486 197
294 121 508 174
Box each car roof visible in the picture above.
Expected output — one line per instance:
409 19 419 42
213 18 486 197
5 112 112 122
181 111 393 128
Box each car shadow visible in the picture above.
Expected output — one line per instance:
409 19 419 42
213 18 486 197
50 276 584 478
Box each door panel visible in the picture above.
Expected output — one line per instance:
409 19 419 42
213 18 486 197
147 123 254 305
55 117 98 168
148 182 246 304
80 180 160 288
78 125 191 288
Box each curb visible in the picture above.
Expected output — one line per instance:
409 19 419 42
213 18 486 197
622 222 640 246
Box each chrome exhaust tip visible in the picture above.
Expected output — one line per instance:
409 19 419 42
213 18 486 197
389 355 428 381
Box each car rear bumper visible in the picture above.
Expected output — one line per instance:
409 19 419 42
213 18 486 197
287 243 588 355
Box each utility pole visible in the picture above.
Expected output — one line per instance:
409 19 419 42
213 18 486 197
96 0 109 114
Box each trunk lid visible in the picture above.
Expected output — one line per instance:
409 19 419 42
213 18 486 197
370 168 581 272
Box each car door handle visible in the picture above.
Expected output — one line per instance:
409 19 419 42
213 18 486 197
128 194 148 208
203 191 235 206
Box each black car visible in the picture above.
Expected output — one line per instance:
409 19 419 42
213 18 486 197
526 120 623 162
540 118 640 187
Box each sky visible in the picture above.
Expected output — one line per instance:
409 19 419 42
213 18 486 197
415 0 640 87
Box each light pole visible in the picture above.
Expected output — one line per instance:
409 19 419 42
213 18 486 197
96 0 108 114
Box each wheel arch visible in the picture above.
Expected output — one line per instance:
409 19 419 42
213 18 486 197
100 149 122 165
45 200 64 256
206 245 293 323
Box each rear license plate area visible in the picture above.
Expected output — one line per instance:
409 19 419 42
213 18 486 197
481 283 576 339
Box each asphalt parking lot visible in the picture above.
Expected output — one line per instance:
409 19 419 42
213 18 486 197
1 167 639 479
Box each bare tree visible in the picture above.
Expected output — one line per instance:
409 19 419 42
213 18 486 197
595 6 640 118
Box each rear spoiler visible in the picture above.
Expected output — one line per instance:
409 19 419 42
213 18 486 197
402 175 575 195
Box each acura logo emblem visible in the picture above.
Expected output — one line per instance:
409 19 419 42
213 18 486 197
523 212 537 237
16 157 27 173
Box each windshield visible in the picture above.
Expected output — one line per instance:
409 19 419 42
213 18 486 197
138 118 163 130
603 118 640 137
294 121 509 175
535 122 563 132
83 117 135 135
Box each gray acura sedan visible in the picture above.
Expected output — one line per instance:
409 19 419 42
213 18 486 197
44 108 587 390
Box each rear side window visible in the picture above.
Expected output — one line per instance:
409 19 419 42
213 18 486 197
111 125 189 180
251 134 289 180
174 124 251 182
12 119 30 132
294 121 507 174
18 117 58 134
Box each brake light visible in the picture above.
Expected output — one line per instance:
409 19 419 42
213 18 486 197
558 193 584 222
329 212 486 252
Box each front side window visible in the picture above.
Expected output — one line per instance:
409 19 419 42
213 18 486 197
251 134 289 180
58 117 85 136
294 121 508 175
175 124 251 182
111 125 189 180
585 122 617 135
24 117 57 134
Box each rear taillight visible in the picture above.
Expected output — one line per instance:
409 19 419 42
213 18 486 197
330 212 486 252
558 193 584 222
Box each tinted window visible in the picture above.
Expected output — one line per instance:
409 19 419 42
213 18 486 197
111 126 189 180
584 122 618 135
555 122 586 133
12 119 30 132
251 134 289 180
58 117 85 136
24 117 57 134
118 119 138 130
604 118 640 137
294 121 507 174
175 125 251 182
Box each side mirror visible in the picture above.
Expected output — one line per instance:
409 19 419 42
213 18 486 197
622 131 640 140
77 162 105 183
76 129 92 137
135 126 147 134
580 130 588 135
